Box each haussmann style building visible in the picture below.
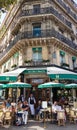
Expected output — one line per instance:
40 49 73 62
0 0 77 102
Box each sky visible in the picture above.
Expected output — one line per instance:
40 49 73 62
74 0 77 4
0 12 6 26
0 0 77 26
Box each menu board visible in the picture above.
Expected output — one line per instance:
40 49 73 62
42 101 47 108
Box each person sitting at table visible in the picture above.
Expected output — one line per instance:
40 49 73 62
52 101 60 123
11 100 17 107
18 95 24 102
2 101 7 112
6 99 11 110
16 101 22 112
35 99 43 120
22 100 29 125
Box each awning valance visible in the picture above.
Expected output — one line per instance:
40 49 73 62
47 67 77 80
0 68 26 82
60 50 65 56
23 68 47 74
32 47 42 52
72 56 76 61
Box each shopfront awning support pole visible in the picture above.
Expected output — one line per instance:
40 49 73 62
50 88 53 123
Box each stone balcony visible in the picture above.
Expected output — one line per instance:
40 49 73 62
0 28 77 61
20 6 72 29
55 0 77 21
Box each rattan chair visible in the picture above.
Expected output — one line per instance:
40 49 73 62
0 110 4 126
57 110 65 126
4 111 12 125
69 110 76 123
65 107 70 120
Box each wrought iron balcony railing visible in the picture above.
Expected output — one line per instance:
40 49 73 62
24 60 51 66
20 6 72 29
56 0 77 21
61 62 69 68
0 28 77 60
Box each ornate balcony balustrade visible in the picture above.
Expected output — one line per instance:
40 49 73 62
0 28 77 60
61 62 69 69
74 65 77 72
56 0 77 21
20 6 72 29
24 60 51 66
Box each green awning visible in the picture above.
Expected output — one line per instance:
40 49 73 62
72 56 76 61
32 47 42 52
38 82 65 89
0 68 26 82
24 69 47 74
65 83 77 89
48 74 77 80
13 52 19 58
60 50 65 56
47 67 77 80
4 82 31 88
0 83 6 89
0 76 17 82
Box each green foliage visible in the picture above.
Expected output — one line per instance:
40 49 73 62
43 59 50 62
11 64 17 68
4 69 9 72
24 60 32 63
0 25 6 38
0 0 17 9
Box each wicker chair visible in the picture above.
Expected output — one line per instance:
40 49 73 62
69 110 76 123
65 107 70 120
57 110 65 126
0 110 4 126
4 111 12 125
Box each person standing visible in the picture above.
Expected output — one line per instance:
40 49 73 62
28 93 36 118
18 95 24 102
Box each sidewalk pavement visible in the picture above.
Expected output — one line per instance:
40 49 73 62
1 120 77 130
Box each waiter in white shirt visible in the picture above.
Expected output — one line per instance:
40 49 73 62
28 93 36 118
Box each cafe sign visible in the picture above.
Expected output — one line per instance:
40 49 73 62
24 69 47 74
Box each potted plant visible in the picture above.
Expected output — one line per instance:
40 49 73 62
11 64 17 68
43 59 50 64
24 60 32 65
4 69 9 72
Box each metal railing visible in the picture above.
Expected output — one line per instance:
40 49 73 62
20 6 72 29
57 0 77 21
0 28 77 59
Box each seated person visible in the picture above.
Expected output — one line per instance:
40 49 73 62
16 101 22 112
16 101 23 119
35 100 42 120
52 101 59 122
6 99 11 109
2 101 7 112
22 100 29 125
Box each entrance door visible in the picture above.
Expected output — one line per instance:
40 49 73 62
52 88 58 102
26 78 49 105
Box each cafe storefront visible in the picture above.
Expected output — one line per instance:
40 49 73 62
0 66 77 102
23 68 50 103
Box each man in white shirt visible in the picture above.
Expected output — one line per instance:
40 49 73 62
28 93 36 118
52 101 59 123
